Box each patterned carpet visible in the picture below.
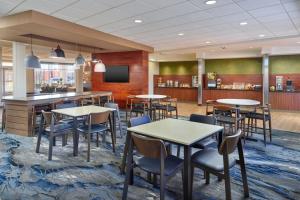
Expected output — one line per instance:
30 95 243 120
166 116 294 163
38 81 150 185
0 112 299 200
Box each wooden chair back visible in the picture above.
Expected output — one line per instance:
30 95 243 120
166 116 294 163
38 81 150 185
190 114 216 125
129 115 151 127
213 105 232 116
206 100 216 115
131 133 167 159
42 110 52 127
219 129 241 155
104 102 120 119
89 111 110 125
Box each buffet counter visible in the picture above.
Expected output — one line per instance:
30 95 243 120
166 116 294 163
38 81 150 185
154 87 198 101
203 88 262 102
2 91 112 136
269 91 300 110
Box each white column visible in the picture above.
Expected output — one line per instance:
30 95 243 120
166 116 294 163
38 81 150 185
75 65 83 93
148 61 159 94
262 54 269 105
12 42 27 98
197 58 205 105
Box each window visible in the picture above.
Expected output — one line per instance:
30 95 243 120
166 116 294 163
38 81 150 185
34 63 76 90
3 69 13 95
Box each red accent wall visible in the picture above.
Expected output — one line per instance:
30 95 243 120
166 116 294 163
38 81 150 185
92 51 149 108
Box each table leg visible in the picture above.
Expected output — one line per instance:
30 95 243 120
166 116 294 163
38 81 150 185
112 111 116 144
120 131 130 174
73 117 79 156
237 138 249 197
183 145 192 200
149 99 153 120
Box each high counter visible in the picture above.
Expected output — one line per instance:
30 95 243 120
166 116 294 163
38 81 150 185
2 91 112 136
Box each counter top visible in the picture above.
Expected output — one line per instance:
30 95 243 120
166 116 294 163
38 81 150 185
269 90 300 93
156 87 198 89
2 91 112 102
204 88 261 91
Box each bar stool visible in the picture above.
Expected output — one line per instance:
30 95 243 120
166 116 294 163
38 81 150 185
161 97 178 119
247 104 272 146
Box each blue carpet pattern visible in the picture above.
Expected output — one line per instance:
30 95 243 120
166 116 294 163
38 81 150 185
0 112 299 200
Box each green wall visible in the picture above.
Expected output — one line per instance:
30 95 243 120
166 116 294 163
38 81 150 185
159 61 198 75
270 55 300 74
205 58 262 74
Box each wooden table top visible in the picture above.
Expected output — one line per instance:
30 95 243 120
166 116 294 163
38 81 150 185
135 94 167 99
52 105 115 117
127 118 223 146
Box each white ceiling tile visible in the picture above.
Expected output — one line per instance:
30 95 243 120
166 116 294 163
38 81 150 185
282 0 300 12
248 5 285 17
140 0 185 9
203 3 244 17
190 0 234 10
257 13 290 23
236 0 280 11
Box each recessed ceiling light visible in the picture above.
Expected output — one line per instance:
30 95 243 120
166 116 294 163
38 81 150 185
205 0 216 5
205 41 211 44
259 34 265 37
296 41 300 44
134 19 142 23
249 46 253 49
178 33 184 36
240 21 248 26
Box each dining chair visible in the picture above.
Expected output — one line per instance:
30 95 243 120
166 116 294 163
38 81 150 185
129 98 149 119
36 110 73 160
122 133 184 200
104 102 123 138
247 104 272 146
176 114 217 156
31 103 52 136
191 129 249 200
125 95 136 122
161 97 178 119
77 111 115 162
121 115 151 174
205 100 216 116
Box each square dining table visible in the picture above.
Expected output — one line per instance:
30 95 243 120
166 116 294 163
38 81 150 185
126 118 224 200
51 105 116 158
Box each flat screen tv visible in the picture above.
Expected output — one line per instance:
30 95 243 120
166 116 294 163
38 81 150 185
104 65 129 83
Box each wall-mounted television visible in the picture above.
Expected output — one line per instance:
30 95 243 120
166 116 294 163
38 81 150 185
104 65 129 83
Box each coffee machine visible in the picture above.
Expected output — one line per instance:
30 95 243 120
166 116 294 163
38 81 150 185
275 76 283 91
286 78 295 92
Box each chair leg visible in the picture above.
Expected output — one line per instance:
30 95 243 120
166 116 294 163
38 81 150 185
269 119 272 142
120 132 130 174
223 154 232 200
160 174 165 200
175 108 178 119
48 134 53 161
191 166 194 195
263 119 266 146
122 142 133 200
205 171 210 184
96 133 99 147
177 145 181 157
87 132 91 162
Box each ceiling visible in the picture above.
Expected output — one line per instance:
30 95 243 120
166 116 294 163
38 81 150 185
0 0 300 57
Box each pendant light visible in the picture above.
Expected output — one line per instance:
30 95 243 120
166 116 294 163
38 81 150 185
94 60 106 72
75 45 85 65
54 44 65 58
25 35 41 68
91 48 98 63
49 48 58 58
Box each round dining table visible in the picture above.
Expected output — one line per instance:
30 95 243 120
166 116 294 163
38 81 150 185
135 94 167 119
216 98 260 107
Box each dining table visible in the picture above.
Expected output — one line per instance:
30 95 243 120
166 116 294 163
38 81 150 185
125 118 228 200
51 105 116 158
135 94 167 119
216 98 260 115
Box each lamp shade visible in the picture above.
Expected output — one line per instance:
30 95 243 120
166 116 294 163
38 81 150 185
94 60 106 72
54 45 65 58
49 48 58 58
91 54 98 63
75 53 85 65
25 51 41 68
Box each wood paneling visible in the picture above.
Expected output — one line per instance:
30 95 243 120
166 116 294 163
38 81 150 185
92 51 149 108
269 92 300 110
154 87 198 102
203 89 262 102
269 74 300 89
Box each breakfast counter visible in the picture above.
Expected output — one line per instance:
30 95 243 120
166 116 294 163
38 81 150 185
154 87 198 101
2 91 112 136
269 91 300 110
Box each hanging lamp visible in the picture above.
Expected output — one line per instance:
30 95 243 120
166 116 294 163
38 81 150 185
94 60 106 72
25 35 41 68
91 48 98 63
54 44 65 58
75 45 85 65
